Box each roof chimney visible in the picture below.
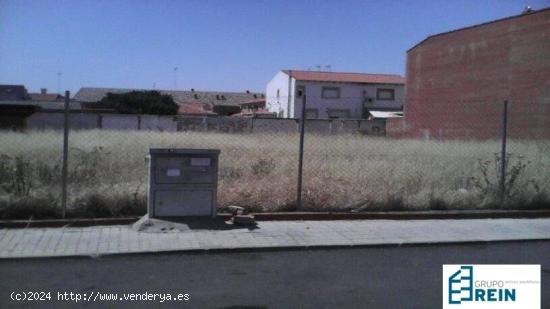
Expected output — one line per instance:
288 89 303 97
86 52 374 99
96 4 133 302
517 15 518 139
522 6 534 14
40 88 47 94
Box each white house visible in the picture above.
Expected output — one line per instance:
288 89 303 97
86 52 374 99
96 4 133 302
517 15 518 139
266 70 405 119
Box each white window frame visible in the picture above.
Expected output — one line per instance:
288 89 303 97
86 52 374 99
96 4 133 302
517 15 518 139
376 88 395 101
321 87 340 99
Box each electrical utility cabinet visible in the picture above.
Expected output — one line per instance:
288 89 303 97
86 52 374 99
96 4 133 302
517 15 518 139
147 148 220 218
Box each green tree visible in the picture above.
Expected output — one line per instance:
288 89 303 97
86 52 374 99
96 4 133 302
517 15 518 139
100 91 178 115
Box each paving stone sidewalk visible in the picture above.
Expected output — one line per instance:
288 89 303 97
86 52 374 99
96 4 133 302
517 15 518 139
1 218 549 258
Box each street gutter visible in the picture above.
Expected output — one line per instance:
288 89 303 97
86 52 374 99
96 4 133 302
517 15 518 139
1 209 550 229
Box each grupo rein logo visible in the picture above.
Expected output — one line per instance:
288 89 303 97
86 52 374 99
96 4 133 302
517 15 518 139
442 265 540 309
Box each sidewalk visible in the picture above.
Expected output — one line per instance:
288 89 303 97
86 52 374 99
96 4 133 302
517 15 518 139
1 218 550 258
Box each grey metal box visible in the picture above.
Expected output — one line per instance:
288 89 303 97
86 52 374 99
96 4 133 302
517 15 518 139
147 148 220 217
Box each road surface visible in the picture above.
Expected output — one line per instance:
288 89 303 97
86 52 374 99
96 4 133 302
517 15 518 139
1 241 548 308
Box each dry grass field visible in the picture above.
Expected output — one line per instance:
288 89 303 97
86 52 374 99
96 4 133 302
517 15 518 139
1 130 549 218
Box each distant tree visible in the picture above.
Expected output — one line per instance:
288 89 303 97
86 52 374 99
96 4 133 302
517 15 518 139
99 91 178 115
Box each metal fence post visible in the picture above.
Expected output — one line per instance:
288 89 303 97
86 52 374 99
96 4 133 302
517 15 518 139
296 94 307 210
499 100 508 206
61 91 70 218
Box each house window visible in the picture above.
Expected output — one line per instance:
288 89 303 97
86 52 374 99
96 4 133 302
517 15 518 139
305 108 318 119
327 109 351 119
376 88 395 100
276 89 280 98
322 87 340 99
296 86 305 97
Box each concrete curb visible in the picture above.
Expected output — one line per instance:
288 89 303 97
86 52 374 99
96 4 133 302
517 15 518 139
1 209 550 229
2 238 548 261
0 217 140 229
252 209 550 220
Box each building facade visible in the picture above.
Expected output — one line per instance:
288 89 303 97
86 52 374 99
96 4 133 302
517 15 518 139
388 8 550 140
266 70 405 119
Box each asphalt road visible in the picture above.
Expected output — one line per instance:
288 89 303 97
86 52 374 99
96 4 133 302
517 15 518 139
1 241 548 309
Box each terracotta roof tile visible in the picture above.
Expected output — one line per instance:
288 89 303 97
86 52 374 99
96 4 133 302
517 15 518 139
74 87 263 107
240 99 266 106
29 93 64 101
177 102 216 115
283 70 405 84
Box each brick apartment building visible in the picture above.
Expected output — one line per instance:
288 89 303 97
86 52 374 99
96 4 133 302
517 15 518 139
388 7 550 140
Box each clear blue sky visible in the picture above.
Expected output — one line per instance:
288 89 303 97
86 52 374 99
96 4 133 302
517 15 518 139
1 0 547 95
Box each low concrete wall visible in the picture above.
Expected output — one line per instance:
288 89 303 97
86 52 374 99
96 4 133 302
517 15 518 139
101 114 138 130
217 117 252 133
26 113 65 130
359 119 386 135
336 120 361 134
21 112 388 136
25 112 177 132
69 113 98 130
178 117 207 131
139 115 177 132
28 113 99 130
251 118 298 133
178 116 386 135
305 119 332 134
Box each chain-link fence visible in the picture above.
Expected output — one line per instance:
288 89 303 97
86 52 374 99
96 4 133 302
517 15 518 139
0 129 64 218
1 95 549 219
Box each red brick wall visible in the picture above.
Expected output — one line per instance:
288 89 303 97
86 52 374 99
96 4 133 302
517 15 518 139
388 9 550 140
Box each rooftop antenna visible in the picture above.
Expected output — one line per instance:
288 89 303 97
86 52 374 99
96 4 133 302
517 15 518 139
56 72 62 94
173 67 178 90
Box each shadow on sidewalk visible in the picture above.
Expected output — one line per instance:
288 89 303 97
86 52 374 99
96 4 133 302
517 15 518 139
132 215 259 233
